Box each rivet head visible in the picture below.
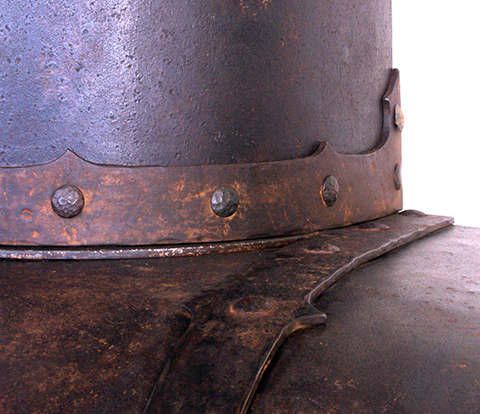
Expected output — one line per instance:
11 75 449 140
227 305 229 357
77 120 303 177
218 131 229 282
394 163 402 190
211 186 239 217
394 105 404 132
322 175 339 207
51 185 85 218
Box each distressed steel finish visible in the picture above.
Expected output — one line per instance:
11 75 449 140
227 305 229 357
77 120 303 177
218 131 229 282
249 224 480 414
51 184 85 218
0 0 391 167
0 233 307 260
0 213 452 414
0 70 402 249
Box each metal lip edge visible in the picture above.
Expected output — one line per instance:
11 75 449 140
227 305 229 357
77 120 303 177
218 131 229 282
0 213 454 261
0 232 311 261
305 213 455 305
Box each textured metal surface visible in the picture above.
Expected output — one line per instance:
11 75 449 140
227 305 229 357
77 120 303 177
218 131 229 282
249 224 480 414
321 175 340 207
51 184 85 218
0 213 452 414
0 0 391 167
211 186 240 218
0 233 307 261
0 70 402 249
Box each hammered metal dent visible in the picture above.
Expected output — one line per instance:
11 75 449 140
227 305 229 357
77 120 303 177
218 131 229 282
51 185 85 218
211 186 240 218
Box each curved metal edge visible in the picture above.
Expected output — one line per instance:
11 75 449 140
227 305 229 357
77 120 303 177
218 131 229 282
0 65 397 171
304 215 454 304
240 213 454 414
138 213 454 414
1 68 399 171
142 305 196 414
237 311 327 414
0 233 309 261
0 69 402 250
376 68 399 152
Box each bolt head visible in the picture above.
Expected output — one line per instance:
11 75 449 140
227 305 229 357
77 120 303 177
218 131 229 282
394 105 405 132
322 175 339 207
211 186 239 217
51 185 85 218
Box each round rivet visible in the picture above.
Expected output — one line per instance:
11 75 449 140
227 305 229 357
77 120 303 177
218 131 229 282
211 186 239 217
322 176 339 207
51 185 85 218
394 105 404 132
394 163 402 190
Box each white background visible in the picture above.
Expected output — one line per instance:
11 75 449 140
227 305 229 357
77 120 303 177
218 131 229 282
393 2 480 228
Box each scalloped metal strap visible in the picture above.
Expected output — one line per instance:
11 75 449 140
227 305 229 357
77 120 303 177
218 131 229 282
0 70 402 247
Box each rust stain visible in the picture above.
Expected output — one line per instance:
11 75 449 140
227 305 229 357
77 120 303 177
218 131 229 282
21 209 33 222
61 226 78 242
0 70 402 248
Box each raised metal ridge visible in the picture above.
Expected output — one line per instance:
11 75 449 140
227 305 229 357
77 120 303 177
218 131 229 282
0 70 402 249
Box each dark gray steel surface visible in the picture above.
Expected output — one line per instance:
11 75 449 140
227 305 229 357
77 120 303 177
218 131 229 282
0 70 402 249
249 225 480 414
0 0 391 167
0 86 402 250
0 213 452 413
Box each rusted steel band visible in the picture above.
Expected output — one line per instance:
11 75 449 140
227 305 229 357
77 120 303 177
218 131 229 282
0 70 402 248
